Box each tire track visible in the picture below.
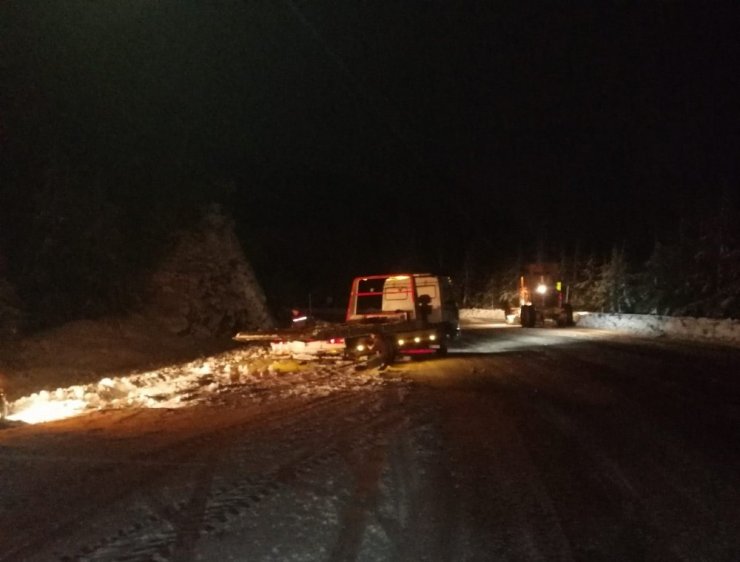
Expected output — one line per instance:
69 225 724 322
499 344 740 560
47 382 419 561
2 371 383 561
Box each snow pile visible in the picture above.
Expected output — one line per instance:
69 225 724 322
459 308 507 321
268 339 345 359
5 345 384 425
576 313 740 345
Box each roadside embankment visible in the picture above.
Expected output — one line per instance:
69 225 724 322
576 312 740 346
459 308 507 322
459 308 740 346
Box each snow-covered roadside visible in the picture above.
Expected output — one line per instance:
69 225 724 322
5 345 382 426
459 308 513 325
459 308 507 321
459 307 740 345
576 312 740 345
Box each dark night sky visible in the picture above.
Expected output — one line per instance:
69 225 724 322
1 1 738 306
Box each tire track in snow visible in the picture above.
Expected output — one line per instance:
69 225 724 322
47 379 417 561
1 361 385 561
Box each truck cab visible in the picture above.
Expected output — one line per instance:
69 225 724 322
344 273 460 363
346 274 459 336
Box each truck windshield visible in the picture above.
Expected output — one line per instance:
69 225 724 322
354 277 413 314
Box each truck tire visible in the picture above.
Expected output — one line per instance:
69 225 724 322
556 304 574 327
373 334 396 365
436 333 448 357
563 303 574 327
521 305 536 328
442 322 457 340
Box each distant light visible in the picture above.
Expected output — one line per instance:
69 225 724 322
398 339 405 346
356 344 365 352
292 316 308 323
536 284 548 295
414 336 421 343
429 334 436 341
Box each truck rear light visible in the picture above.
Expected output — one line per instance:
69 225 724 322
328 338 344 344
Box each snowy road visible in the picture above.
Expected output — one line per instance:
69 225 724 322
1 326 740 561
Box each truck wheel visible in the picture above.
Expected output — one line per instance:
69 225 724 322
373 335 396 365
563 304 574 326
521 305 536 328
443 322 461 340
436 340 448 357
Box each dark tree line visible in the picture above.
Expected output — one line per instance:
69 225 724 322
2 2 737 332
0 1 458 330
0 2 250 329
465 192 740 319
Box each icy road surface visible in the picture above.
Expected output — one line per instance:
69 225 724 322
1 325 740 561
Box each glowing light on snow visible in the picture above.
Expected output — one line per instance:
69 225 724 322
2 340 373 426
7 398 87 424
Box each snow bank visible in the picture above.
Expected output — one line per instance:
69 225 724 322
576 313 740 345
459 307 740 345
5 345 383 425
459 308 507 321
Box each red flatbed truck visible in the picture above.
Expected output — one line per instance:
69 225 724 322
234 273 460 365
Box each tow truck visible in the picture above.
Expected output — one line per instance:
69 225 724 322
234 273 460 365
